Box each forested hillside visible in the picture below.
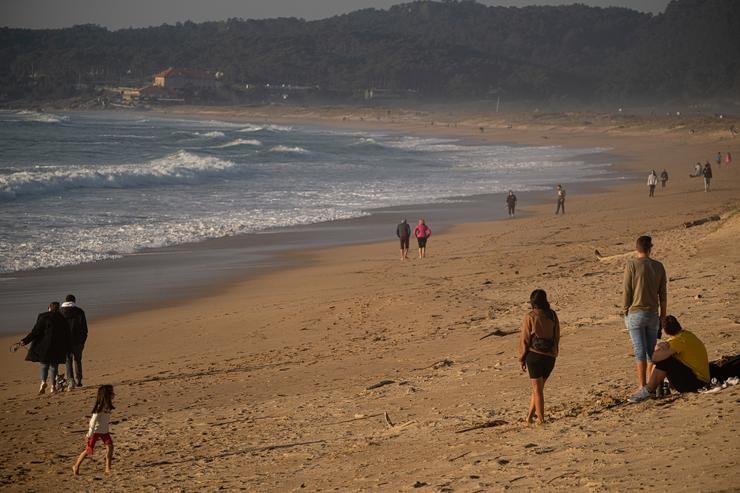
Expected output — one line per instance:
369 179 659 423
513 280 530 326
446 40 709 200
1 0 738 104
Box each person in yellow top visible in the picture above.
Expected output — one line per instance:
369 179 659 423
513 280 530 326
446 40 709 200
629 315 709 403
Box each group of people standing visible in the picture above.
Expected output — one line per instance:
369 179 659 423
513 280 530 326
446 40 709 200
518 235 711 423
506 184 565 219
396 218 431 261
17 294 88 393
647 170 669 196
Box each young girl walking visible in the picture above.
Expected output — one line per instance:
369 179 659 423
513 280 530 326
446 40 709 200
73 385 115 475
518 289 560 425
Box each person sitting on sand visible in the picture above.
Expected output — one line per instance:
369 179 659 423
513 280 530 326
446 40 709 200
623 235 667 399
73 384 115 475
692 162 702 177
18 302 71 394
413 218 431 259
506 190 517 217
629 316 709 402
396 218 411 261
519 289 560 425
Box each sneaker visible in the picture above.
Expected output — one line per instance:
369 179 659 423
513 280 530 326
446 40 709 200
38 381 47 395
628 386 653 403
49 385 57 394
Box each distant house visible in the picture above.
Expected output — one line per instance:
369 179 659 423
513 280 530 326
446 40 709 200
153 67 217 90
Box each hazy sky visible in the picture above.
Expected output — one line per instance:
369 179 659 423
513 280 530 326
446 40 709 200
1 0 672 30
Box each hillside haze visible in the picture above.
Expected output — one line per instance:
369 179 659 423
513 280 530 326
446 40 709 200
1 0 739 105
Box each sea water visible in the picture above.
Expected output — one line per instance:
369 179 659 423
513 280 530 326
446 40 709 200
0 110 611 274
0 110 616 332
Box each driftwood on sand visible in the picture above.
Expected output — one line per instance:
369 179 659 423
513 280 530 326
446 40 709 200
683 215 721 228
455 419 508 433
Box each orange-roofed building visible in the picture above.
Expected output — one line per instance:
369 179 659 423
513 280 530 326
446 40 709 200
153 67 217 90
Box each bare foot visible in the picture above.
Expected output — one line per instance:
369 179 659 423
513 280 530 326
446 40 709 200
72 465 79 476
105 468 111 474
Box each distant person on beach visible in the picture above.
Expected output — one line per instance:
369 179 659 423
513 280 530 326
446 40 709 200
629 316 709 402
702 162 713 192
726 152 732 166
647 170 658 197
413 218 431 259
61 294 88 390
18 302 71 394
519 289 560 425
623 235 667 399
506 190 517 217
396 218 411 261
555 185 565 215
73 384 115 475
715 151 722 165
660 169 668 188
692 162 702 177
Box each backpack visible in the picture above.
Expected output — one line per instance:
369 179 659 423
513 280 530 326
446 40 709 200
709 354 740 383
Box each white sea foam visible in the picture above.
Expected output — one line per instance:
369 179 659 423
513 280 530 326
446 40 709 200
269 145 309 154
0 150 239 200
213 138 262 148
238 124 264 133
195 130 226 138
15 110 68 124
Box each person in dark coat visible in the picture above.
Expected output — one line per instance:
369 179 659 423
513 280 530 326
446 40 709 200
19 302 71 394
62 294 88 389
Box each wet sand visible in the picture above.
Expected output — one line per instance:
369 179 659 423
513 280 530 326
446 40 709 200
0 107 738 492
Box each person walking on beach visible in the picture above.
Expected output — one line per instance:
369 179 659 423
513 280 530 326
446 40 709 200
17 302 71 394
715 151 722 166
519 289 560 425
629 316 709 402
62 294 88 390
702 162 713 192
726 152 732 166
396 218 411 261
555 184 565 215
660 169 669 188
73 384 115 476
506 190 517 217
623 235 667 400
647 170 658 197
413 218 431 259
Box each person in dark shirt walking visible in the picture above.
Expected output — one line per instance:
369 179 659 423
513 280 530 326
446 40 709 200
396 218 411 261
18 302 71 394
62 294 88 389
506 190 517 217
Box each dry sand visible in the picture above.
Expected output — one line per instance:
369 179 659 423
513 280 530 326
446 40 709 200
1 107 738 492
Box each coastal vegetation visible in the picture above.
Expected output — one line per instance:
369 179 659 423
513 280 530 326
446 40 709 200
0 0 738 105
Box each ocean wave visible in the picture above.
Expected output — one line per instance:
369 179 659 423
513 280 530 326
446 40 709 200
0 207 368 273
269 145 309 154
14 110 69 124
0 150 239 200
238 123 293 133
195 130 225 138
213 138 262 148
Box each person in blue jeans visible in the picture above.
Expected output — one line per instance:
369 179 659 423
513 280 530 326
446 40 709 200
18 302 71 394
622 235 667 399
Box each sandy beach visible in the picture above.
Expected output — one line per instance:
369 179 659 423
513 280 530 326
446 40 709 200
1 106 738 492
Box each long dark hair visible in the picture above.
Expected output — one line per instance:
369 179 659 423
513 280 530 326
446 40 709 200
530 289 555 321
92 384 115 413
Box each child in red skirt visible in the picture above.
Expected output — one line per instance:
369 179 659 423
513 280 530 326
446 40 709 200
73 384 115 475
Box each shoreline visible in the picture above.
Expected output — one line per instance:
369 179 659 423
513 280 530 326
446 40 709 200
1 106 738 491
1 109 622 335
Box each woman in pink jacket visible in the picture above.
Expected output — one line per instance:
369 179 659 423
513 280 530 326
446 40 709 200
413 218 431 259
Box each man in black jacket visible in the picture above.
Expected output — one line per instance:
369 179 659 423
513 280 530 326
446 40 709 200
19 302 71 394
61 294 88 389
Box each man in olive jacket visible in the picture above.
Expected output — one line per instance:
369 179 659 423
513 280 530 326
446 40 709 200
61 294 88 389
20 302 71 394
